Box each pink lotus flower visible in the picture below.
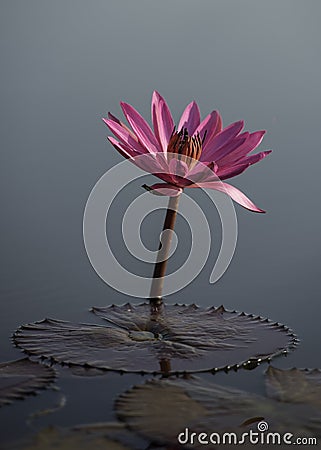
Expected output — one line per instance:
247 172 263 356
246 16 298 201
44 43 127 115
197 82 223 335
103 91 271 213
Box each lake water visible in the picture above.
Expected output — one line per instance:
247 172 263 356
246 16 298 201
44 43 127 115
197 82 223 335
1 0 321 447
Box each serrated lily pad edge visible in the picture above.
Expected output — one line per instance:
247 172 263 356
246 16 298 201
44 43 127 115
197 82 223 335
0 358 57 407
12 303 300 376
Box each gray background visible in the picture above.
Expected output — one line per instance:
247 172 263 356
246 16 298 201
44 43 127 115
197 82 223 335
0 0 321 441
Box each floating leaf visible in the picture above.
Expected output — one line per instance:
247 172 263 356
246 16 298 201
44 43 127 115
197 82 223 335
0 358 56 407
5 423 144 450
116 375 321 448
14 303 297 374
266 366 321 408
116 378 269 446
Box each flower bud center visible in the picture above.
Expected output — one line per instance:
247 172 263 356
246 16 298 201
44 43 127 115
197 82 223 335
167 128 203 168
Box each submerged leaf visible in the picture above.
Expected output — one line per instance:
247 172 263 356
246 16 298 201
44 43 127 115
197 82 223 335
116 375 321 448
3 425 133 450
0 358 56 407
266 366 321 408
116 378 268 446
14 303 296 374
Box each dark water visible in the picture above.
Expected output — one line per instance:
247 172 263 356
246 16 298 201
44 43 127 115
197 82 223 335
1 0 321 446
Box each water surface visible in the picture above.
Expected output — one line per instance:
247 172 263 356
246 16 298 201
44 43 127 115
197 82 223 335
1 0 320 446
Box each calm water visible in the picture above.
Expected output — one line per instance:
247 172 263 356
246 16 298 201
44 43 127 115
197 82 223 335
1 0 321 446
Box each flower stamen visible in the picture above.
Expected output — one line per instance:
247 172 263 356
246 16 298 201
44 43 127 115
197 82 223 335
167 128 202 168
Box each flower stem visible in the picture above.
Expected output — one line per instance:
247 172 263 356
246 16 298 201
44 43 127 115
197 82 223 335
149 194 181 303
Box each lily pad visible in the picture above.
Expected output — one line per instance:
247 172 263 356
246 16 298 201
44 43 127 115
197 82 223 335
116 373 321 448
266 366 321 408
0 358 56 407
3 424 134 450
14 303 297 374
